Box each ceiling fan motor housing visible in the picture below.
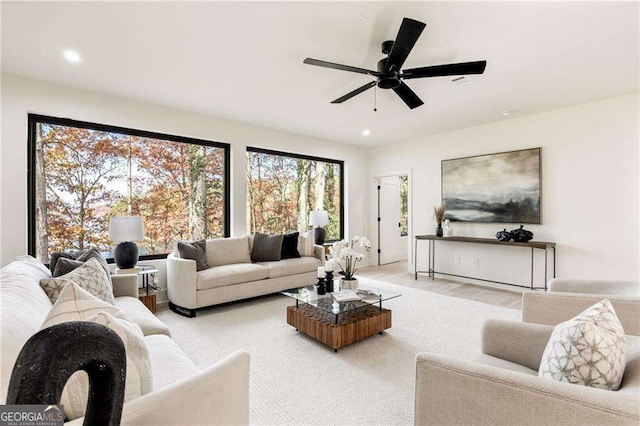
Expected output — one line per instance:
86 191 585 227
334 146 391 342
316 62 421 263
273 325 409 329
376 58 401 89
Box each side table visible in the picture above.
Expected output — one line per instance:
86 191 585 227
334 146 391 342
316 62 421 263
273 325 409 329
113 264 159 313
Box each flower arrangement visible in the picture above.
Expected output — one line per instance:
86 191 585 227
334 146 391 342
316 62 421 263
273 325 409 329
328 236 371 280
434 201 446 226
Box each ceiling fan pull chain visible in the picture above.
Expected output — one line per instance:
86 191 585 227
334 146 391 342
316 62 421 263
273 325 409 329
374 85 378 112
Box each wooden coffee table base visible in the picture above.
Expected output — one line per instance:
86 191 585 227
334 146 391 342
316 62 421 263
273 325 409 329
286 304 392 351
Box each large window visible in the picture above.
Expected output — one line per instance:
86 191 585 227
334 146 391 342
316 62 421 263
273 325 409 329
246 147 343 241
28 115 230 263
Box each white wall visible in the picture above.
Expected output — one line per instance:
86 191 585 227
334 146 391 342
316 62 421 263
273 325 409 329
369 94 640 286
0 74 370 295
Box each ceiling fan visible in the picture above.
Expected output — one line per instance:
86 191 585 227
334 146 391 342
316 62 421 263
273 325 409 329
303 17 487 109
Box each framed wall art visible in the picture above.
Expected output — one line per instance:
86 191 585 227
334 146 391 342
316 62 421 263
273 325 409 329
441 147 541 223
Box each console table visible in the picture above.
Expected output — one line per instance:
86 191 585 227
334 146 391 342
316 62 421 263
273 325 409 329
414 235 556 290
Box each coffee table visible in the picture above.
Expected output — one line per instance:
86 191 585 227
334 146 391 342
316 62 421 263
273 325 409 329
280 283 400 352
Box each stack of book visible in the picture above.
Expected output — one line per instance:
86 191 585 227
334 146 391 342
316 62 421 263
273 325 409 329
331 289 381 302
116 267 141 275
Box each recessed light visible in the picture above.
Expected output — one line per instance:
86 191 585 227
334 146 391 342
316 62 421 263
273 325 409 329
64 50 81 63
502 110 517 116
362 129 371 136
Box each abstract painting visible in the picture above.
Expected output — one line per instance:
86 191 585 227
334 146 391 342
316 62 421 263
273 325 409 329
441 148 541 223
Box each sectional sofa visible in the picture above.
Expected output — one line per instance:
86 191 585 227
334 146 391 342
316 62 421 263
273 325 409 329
167 236 325 317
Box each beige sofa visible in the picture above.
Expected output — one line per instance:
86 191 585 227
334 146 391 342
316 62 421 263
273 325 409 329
0 256 250 425
167 236 324 317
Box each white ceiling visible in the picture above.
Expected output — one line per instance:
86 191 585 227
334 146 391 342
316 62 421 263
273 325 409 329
2 1 639 147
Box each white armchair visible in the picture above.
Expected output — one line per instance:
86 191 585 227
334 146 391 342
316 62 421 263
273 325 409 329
523 278 640 335
414 320 640 425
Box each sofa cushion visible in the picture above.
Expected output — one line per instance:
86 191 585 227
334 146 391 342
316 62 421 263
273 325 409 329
40 257 115 305
196 263 269 290
177 240 208 271
257 257 321 279
115 296 172 337
281 232 301 259
251 233 283 262
297 231 315 257
472 354 538 376
539 299 627 391
145 334 199 391
206 237 251 267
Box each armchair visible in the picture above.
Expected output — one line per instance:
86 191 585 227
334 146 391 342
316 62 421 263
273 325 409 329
414 320 640 425
523 279 640 335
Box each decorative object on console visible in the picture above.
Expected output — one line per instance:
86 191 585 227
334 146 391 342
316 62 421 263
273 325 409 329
434 202 446 237
538 299 627 391
177 239 208 271
510 225 534 242
109 216 145 269
309 209 330 245
329 236 371 290
281 232 301 259
251 232 284 262
442 147 541 223
7 321 126 426
443 219 453 237
495 229 512 241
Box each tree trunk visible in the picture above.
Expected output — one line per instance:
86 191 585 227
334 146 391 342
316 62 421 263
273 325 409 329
188 145 207 240
127 142 133 215
35 123 49 262
314 161 325 210
296 159 310 231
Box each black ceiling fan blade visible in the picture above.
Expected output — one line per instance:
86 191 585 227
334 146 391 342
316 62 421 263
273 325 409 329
402 61 487 79
304 58 378 76
392 82 424 109
331 81 377 104
385 18 426 72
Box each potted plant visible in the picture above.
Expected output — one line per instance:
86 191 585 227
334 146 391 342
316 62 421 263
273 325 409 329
329 236 371 290
434 202 446 237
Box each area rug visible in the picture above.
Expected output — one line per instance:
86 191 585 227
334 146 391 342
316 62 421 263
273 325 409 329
157 278 520 425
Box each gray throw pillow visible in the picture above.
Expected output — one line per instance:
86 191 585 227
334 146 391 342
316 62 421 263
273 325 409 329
251 233 284 262
177 240 208 271
53 248 112 285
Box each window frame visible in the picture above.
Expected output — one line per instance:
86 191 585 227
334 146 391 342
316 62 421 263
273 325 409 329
27 113 231 262
246 146 345 242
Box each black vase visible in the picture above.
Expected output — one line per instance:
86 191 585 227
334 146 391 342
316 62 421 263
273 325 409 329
435 226 443 237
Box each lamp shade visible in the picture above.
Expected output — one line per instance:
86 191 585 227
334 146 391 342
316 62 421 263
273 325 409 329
108 216 144 242
309 210 329 226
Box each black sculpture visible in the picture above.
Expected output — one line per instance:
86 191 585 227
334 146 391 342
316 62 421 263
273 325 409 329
7 321 126 426
495 229 512 241
510 225 534 243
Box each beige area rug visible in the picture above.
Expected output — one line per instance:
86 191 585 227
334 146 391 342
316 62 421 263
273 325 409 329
157 277 520 425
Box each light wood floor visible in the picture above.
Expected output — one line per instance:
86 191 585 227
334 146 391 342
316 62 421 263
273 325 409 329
358 260 523 310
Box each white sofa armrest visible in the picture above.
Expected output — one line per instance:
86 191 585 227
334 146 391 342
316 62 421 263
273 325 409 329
166 254 197 309
67 350 250 426
415 352 640 425
549 278 640 297
522 292 640 336
314 245 326 265
112 274 139 298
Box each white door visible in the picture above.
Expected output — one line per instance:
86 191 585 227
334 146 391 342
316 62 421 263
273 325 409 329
378 176 402 265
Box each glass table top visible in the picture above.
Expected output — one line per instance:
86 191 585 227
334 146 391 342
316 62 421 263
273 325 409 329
280 282 401 315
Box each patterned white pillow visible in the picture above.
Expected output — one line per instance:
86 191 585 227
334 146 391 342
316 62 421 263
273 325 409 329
40 257 115 305
538 299 627 391
40 284 153 420
297 231 315 257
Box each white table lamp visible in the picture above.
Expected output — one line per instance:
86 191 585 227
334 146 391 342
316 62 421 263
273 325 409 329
309 209 329 245
109 216 144 269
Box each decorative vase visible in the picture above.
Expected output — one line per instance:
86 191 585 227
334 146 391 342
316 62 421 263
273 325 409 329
340 277 358 290
510 225 534 243
435 225 443 237
443 219 453 237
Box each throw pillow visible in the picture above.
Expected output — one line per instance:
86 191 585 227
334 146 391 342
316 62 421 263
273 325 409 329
177 240 208 271
297 230 315 257
538 299 627 391
40 257 116 305
281 232 301 259
40 283 153 420
251 232 284 262
76 248 112 284
48 251 81 275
